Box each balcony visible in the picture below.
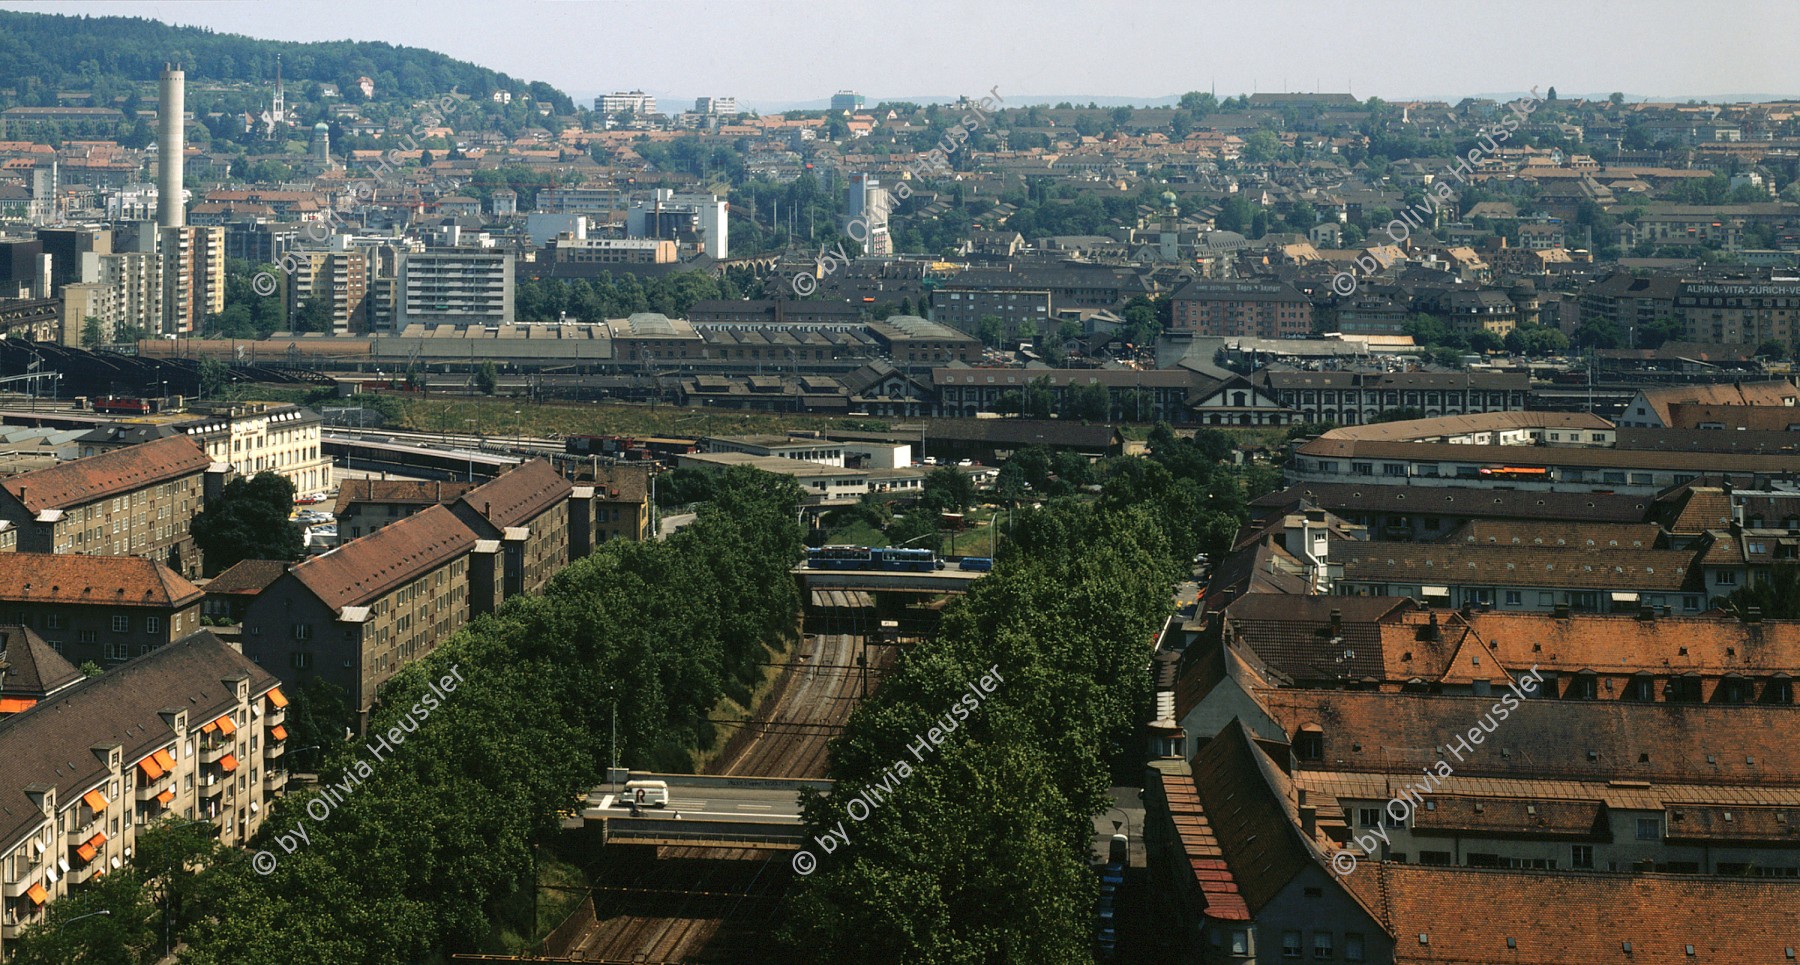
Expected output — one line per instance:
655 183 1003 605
136 778 174 802
264 770 288 793
265 742 284 761
1 874 38 899
198 776 225 799
199 740 230 765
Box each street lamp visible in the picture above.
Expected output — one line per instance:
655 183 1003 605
59 908 111 932
462 419 477 480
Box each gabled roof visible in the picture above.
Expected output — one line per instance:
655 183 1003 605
0 630 275 851
0 625 80 697
331 478 478 516
1345 864 1800 964
1256 689 1800 785
1251 482 1653 525
0 553 202 608
1467 610 1800 677
452 459 572 532
1188 721 1328 915
1 436 210 513
202 559 290 597
1222 595 1415 683
1332 540 1698 592
288 504 478 613
1633 379 1799 426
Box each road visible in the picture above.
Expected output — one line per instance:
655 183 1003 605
583 785 804 822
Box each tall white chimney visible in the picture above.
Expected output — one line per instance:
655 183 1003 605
157 65 185 229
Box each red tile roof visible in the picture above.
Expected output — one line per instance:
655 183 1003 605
1345 864 1800 963
1258 689 1800 785
330 478 478 517
0 553 202 608
1 437 209 513
453 459 571 530
288 505 478 612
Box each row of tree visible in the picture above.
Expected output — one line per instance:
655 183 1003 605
782 425 1251 960
12 466 805 964
781 495 1182 961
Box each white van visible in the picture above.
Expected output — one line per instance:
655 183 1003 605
624 779 669 808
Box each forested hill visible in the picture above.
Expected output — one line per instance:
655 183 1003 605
0 10 573 112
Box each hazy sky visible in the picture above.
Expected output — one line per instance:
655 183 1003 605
3 0 1795 108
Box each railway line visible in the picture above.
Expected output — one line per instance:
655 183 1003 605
567 626 895 963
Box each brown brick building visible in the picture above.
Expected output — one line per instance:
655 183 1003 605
333 478 479 542
446 460 573 600
0 436 216 578
241 505 502 721
572 465 651 549
1169 280 1313 338
0 553 204 667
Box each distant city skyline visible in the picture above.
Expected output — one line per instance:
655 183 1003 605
1 0 1795 110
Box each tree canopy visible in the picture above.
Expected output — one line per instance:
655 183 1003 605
190 472 304 576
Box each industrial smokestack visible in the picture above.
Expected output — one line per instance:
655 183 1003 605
157 65 185 229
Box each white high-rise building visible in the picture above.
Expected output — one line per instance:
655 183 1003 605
845 173 892 257
694 96 738 116
625 190 728 260
395 249 514 328
597 90 657 116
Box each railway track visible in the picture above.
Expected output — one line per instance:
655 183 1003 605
567 626 896 962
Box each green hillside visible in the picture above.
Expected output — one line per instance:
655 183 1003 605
0 9 573 113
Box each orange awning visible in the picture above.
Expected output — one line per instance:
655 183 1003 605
219 754 239 773
86 832 106 848
267 688 289 708
138 757 165 781
200 721 217 734
76 844 96 863
25 883 46 905
155 789 174 806
0 697 35 713
215 715 237 736
153 748 176 771
81 789 107 812
270 725 287 741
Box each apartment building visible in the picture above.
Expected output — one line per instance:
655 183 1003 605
394 248 514 328
0 553 203 667
570 466 651 550
158 225 226 336
59 250 161 346
1144 720 1800 964
241 505 502 721
1330 538 1702 612
930 287 1052 337
174 404 331 497
333 478 479 541
1169 280 1313 338
0 436 216 577
447 460 573 600
0 631 285 957
285 248 371 334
